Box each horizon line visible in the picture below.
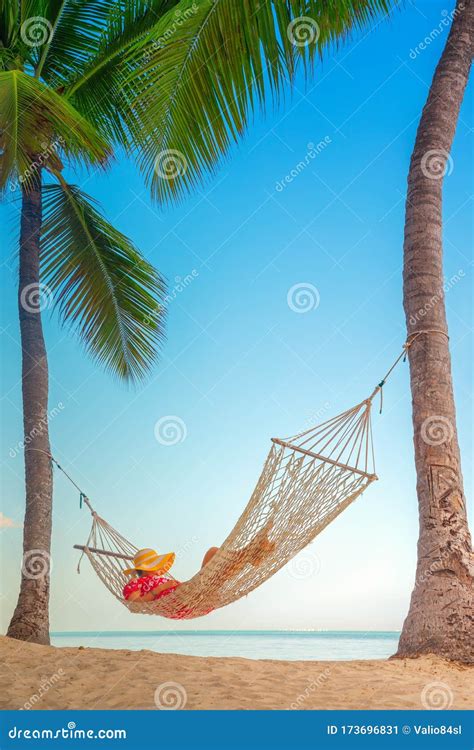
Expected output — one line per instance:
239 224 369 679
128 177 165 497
51 629 401 636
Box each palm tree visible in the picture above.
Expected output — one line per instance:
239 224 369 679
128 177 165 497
395 0 473 664
1 1 171 644
2 0 396 645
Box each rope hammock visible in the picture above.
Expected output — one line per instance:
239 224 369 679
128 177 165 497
50 332 445 620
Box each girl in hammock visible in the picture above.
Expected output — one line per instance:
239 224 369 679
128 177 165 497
123 522 275 604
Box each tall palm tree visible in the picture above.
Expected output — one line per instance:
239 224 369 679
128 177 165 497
2 0 396 645
1 1 170 644
395 0 473 664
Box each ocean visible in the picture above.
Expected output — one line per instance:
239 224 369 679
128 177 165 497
51 631 400 660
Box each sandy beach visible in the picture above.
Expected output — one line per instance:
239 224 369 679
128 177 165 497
0 636 471 711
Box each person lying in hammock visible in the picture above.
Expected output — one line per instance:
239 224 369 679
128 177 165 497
123 523 275 604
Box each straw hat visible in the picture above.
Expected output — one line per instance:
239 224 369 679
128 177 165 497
123 548 175 576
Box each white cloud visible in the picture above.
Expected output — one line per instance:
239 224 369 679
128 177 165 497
0 512 22 529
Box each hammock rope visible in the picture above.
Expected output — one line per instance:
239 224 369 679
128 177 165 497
48 332 444 620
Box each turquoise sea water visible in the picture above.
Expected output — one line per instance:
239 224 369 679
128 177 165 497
51 631 399 660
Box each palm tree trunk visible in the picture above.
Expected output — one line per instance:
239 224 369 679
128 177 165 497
7 175 53 645
395 0 473 663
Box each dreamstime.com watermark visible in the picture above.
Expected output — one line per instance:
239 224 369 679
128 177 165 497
415 548 451 588
287 549 321 579
420 148 454 180
175 535 199 560
421 681 454 710
9 402 65 458
154 681 187 709
8 723 126 740
20 16 53 47
165 270 199 305
289 668 331 709
21 549 52 580
10 137 65 192
287 282 320 313
21 669 66 710
275 138 331 192
154 416 187 446
408 269 465 326
420 415 454 446
409 5 464 59
143 270 199 325
287 16 320 48
20 282 54 314
295 402 331 436
154 149 188 180
143 4 199 62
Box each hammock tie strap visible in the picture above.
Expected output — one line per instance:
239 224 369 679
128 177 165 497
406 328 449 348
368 328 450 410
377 380 385 414
48 455 96 516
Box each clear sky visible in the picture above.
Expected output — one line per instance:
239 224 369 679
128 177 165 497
1 0 472 634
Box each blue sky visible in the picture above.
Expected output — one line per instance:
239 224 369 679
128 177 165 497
1 0 472 634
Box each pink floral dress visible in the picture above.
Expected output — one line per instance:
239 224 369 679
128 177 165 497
123 574 180 602
122 573 213 620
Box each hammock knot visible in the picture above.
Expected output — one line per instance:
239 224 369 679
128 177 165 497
377 380 386 414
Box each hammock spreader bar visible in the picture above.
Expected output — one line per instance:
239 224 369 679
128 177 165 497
73 544 133 561
271 438 377 480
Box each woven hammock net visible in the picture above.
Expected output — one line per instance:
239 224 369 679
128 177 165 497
79 398 377 619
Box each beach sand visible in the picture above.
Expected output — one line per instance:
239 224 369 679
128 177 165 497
0 636 471 710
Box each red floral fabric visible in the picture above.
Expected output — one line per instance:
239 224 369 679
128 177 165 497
123 573 213 620
123 574 180 601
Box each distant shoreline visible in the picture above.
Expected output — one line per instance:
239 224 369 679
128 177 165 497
49 630 403 661
52 629 401 636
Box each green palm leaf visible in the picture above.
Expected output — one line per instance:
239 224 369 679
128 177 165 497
60 1 180 146
41 182 167 382
127 0 396 204
22 0 118 81
0 0 19 51
0 70 111 192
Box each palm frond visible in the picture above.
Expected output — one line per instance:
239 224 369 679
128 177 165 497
126 0 397 204
0 0 19 51
41 182 167 382
64 0 179 93
0 70 111 192
31 0 118 83
60 1 180 147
